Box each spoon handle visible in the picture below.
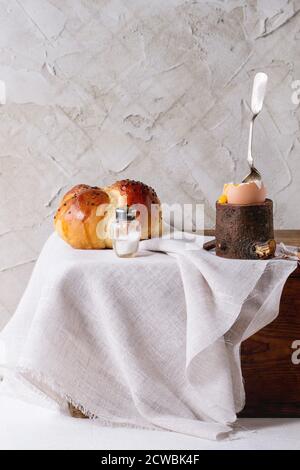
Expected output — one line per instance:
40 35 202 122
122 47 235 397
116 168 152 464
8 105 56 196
251 73 268 115
247 73 268 168
247 116 255 167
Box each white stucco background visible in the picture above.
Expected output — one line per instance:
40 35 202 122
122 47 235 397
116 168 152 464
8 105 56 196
0 0 300 328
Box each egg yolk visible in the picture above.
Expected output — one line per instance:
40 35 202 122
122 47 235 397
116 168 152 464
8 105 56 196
218 194 228 204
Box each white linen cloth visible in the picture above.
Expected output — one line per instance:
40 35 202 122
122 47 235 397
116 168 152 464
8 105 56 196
0 233 297 439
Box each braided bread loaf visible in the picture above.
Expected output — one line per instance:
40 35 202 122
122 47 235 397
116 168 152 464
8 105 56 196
54 180 161 249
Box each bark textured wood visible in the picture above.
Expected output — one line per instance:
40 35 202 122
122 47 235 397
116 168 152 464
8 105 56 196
215 199 275 259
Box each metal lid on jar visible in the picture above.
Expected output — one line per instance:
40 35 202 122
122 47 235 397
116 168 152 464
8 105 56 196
115 207 137 221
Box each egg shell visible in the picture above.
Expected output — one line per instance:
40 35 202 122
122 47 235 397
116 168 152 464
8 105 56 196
224 182 266 205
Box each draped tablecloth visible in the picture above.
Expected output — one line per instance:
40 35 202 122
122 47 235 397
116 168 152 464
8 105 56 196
0 233 297 439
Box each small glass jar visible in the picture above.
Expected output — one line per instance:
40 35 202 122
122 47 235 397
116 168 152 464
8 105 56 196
111 208 141 258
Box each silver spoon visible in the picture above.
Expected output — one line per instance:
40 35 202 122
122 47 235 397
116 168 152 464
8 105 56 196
242 72 268 183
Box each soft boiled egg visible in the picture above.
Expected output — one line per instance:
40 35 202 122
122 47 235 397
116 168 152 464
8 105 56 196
218 181 266 205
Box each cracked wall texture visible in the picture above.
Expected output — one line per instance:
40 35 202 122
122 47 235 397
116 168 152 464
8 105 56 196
1 0 300 328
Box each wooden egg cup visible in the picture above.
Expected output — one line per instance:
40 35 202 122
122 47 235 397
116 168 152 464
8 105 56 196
204 199 276 260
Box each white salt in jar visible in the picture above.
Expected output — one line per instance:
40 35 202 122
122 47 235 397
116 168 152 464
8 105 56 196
111 208 141 258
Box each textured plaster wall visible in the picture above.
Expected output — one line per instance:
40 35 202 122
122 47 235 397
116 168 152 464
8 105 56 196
0 0 300 327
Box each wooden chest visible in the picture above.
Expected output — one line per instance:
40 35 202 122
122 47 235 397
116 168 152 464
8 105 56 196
240 230 300 417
